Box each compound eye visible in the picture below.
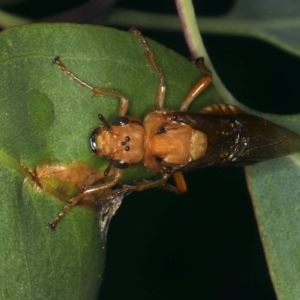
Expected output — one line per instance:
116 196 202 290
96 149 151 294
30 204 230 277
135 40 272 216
90 128 99 153
111 116 129 126
112 160 129 169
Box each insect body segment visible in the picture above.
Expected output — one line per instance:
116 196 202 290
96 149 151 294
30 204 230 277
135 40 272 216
90 115 145 170
143 110 207 173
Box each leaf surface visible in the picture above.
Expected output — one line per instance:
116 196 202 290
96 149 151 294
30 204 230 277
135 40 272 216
0 23 218 299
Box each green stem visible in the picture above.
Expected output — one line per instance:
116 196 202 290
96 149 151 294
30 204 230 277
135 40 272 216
0 151 28 178
175 0 240 108
175 0 207 59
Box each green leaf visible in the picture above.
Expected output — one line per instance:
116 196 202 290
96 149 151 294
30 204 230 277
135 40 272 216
182 2 300 295
245 157 300 299
244 113 300 299
0 23 218 299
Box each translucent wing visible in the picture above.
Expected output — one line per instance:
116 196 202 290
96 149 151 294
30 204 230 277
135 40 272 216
170 112 300 170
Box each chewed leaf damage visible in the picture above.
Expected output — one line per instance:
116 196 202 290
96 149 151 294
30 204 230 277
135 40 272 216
32 162 109 208
26 161 130 236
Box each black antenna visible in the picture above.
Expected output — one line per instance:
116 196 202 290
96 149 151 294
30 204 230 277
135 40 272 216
98 114 112 131
104 159 113 177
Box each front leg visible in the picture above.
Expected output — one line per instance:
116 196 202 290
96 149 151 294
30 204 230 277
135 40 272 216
52 56 129 116
130 28 167 110
180 58 213 112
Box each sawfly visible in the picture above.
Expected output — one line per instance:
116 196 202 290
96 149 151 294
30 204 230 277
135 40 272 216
48 28 300 230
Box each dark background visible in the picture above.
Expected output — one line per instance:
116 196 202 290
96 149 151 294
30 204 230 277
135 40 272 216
100 1 282 299
100 1 297 299
7 0 300 298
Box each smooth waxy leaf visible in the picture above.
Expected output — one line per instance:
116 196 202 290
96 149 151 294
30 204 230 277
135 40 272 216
188 1 300 296
0 23 218 299
244 113 300 299
202 1 300 296
246 156 300 299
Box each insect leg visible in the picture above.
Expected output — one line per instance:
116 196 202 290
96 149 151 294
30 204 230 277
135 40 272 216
48 168 123 230
135 173 170 191
129 28 167 110
194 57 212 77
172 171 187 193
134 172 185 193
52 56 128 116
180 57 212 112
135 173 186 193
